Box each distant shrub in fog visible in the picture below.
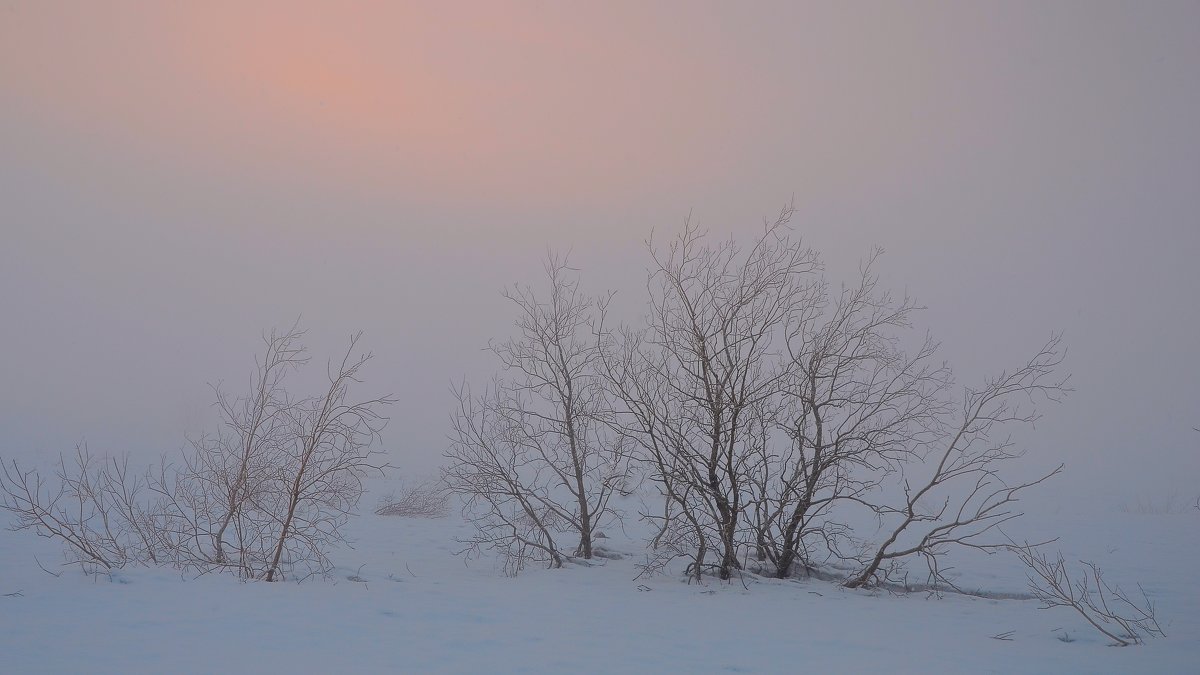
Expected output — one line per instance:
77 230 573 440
1118 492 1193 516
375 478 449 518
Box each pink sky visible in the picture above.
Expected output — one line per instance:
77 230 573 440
2 1 1198 495
4 3 782 207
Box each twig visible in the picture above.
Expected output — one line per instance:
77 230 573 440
34 556 62 578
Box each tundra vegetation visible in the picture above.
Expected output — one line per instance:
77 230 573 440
1 323 392 582
2 211 1167 645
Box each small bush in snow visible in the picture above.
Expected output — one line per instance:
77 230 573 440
375 479 449 518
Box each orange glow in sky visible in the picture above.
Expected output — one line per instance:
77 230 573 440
4 3 771 205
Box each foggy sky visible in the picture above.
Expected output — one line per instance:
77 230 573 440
2 1 1197 497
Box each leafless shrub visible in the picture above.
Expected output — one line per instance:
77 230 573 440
260 332 393 581
445 255 633 574
445 385 571 574
375 478 449 518
634 494 708 581
0 445 157 571
1118 492 1192 516
846 338 1067 589
1 323 392 583
1010 543 1165 646
146 322 308 577
199 322 307 566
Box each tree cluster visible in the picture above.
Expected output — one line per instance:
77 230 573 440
448 207 1068 588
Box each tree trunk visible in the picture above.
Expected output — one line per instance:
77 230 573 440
265 457 307 582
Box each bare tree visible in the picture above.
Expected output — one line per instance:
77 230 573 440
263 332 393 582
1011 543 1164 646
846 337 1067 589
152 322 307 576
445 383 571 574
748 251 952 578
599 207 1067 588
445 255 631 574
206 322 307 565
603 208 819 581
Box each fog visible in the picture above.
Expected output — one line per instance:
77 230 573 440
2 1 1197 499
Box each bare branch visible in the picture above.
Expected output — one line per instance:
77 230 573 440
1010 542 1165 646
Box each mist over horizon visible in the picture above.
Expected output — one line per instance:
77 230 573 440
3 1 1197 503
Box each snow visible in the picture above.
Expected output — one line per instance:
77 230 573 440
1 483 1197 674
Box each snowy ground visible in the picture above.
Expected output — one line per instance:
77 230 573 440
1 481 1197 674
